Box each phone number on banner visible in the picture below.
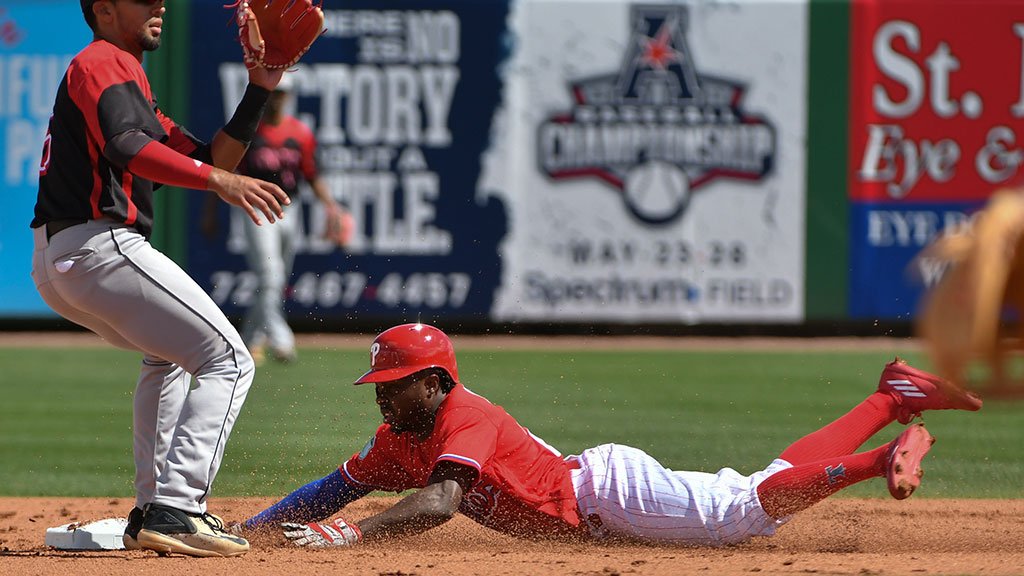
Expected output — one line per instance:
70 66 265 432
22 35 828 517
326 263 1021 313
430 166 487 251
210 271 472 309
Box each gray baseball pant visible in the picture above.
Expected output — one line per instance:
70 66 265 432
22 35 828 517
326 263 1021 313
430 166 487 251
31 219 254 514
240 204 298 355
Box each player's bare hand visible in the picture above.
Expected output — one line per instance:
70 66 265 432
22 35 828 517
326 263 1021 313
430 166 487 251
324 203 355 247
208 167 290 225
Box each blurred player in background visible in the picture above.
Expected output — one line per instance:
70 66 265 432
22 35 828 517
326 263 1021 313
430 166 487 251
204 73 352 366
31 0 290 557
237 323 982 548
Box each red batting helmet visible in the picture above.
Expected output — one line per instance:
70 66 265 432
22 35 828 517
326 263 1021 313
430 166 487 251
354 323 459 385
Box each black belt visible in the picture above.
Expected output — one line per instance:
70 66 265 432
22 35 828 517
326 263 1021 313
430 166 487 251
45 218 88 240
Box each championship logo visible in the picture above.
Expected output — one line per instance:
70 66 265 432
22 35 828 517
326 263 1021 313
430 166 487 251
537 5 777 224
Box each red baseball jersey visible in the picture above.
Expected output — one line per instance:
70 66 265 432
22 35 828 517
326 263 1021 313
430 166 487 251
238 116 318 199
342 383 585 538
33 40 207 238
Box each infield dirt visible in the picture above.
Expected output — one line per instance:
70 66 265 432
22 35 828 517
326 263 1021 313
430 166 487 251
1 496 1022 576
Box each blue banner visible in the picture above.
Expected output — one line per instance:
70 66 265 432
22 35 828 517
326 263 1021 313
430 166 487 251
1 1 91 317
186 0 511 324
848 201 985 320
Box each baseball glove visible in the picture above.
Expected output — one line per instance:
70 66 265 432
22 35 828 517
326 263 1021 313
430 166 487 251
324 204 354 247
230 0 325 70
915 188 1024 393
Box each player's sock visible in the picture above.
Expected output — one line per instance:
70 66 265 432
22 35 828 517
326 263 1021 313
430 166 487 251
756 443 889 519
777 392 895 465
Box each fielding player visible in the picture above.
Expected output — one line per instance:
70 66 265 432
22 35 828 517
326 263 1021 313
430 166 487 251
30 0 290 557
233 74 352 365
240 323 982 546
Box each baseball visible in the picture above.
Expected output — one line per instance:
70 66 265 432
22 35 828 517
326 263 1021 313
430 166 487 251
623 161 690 222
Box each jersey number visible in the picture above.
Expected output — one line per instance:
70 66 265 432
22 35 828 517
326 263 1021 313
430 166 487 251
39 127 52 176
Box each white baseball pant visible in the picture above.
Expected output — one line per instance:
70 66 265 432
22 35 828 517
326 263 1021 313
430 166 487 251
570 443 793 545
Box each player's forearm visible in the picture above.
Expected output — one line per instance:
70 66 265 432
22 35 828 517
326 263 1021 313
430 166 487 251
244 469 370 530
211 83 272 170
357 480 462 540
208 130 249 171
126 140 213 190
311 178 337 208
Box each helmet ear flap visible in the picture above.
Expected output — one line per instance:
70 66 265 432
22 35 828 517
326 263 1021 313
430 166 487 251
430 368 457 393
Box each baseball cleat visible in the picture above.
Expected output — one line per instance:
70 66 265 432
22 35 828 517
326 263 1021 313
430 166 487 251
136 504 249 557
878 357 983 424
122 506 144 550
885 422 935 500
269 346 297 364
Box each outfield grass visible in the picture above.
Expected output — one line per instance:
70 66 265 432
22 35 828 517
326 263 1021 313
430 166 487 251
0 345 1020 499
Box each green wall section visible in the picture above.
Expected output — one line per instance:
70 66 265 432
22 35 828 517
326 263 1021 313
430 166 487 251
144 1 191 265
805 0 850 320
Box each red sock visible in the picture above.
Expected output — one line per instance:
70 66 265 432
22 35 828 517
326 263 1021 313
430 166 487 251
778 392 896 465
757 443 890 518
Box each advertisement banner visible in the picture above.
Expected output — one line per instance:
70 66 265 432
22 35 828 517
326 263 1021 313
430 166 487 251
487 0 808 323
1 1 90 317
848 1 1024 318
187 0 511 323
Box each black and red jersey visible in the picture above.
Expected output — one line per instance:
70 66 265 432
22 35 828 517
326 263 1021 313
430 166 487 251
32 40 208 239
237 116 318 199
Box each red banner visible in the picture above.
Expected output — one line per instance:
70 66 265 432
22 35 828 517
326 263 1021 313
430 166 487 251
850 1 1024 202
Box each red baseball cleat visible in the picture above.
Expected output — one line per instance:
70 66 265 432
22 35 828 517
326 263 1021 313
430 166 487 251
878 357 983 424
886 422 935 500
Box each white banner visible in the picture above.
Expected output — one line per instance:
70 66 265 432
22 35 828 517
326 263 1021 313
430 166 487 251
484 0 808 323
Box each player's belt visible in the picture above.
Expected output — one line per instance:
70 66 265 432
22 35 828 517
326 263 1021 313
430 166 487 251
46 219 88 241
